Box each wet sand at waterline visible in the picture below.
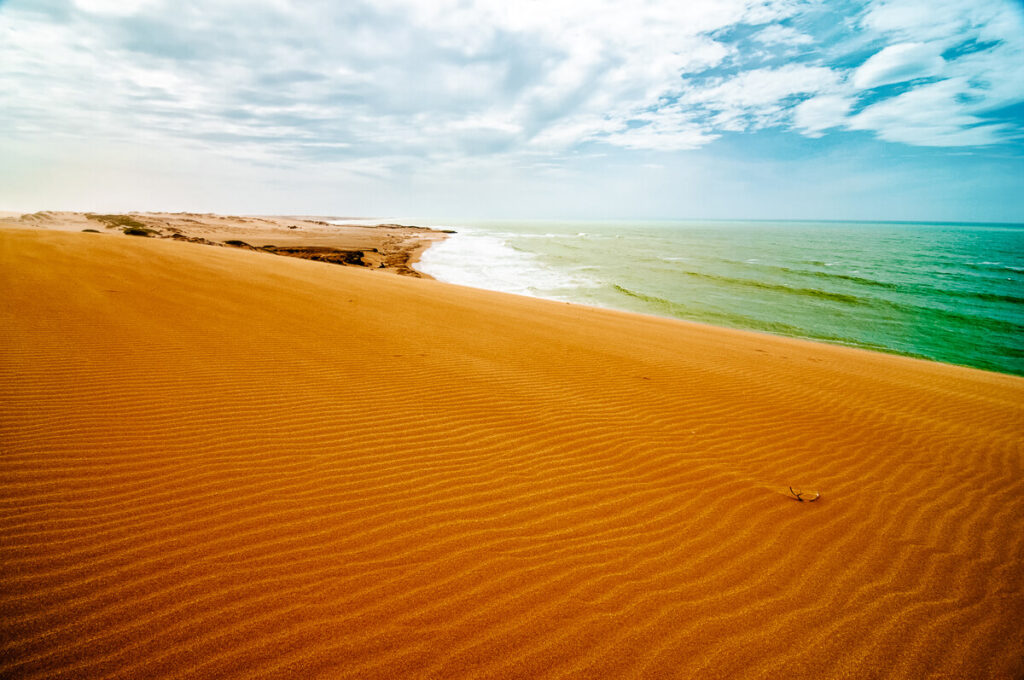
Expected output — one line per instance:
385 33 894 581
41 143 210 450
2 226 1022 679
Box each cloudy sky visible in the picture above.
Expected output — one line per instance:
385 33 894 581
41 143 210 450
2 0 1023 221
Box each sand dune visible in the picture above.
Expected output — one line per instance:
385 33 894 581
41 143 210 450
2 227 1022 679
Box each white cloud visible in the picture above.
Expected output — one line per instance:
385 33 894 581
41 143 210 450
681 64 842 131
793 95 855 137
844 0 1024 145
687 64 840 109
860 0 1013 43
72 0 159 15
602 106 719 151
752 24 813 46
848 78 1009 146
1 0 803 161
852 42 946 89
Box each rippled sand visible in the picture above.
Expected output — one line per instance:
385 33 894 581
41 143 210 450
2 226 1022 679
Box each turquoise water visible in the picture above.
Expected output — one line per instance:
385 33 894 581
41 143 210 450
415 220 1024 376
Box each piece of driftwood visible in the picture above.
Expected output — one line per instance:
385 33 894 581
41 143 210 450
789 486 820 502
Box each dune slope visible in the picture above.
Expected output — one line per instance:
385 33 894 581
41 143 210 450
2 228 1022 679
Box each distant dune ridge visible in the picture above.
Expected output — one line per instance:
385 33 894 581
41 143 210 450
1 220 1023 679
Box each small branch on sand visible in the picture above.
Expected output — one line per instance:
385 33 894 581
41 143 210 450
789 486 820 502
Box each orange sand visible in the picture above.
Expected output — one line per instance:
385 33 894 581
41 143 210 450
1 226 1022 679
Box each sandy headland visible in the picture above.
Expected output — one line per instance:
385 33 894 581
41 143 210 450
3 211 447 277
1 217 1023 679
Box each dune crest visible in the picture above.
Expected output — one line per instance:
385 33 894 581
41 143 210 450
2 227 1022 679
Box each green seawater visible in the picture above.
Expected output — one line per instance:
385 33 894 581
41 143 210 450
416 220 1024 376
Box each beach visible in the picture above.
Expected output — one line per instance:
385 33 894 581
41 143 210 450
2 219 1023 679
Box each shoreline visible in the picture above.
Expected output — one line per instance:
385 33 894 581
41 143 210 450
414 221 1024 378
3 211 1021 378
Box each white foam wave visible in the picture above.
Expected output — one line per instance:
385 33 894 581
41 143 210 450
415 230 594 298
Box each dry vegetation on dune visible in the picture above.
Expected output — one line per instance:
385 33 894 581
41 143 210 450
1 227 1023 679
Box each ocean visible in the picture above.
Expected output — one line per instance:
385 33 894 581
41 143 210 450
414 220 1024 377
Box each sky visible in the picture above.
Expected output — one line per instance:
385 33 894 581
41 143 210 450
2 0 1023 222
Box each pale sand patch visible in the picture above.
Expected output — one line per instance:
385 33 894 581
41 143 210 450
1 227 1022 679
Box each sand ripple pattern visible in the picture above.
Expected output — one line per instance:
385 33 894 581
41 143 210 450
2 229 1023 679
